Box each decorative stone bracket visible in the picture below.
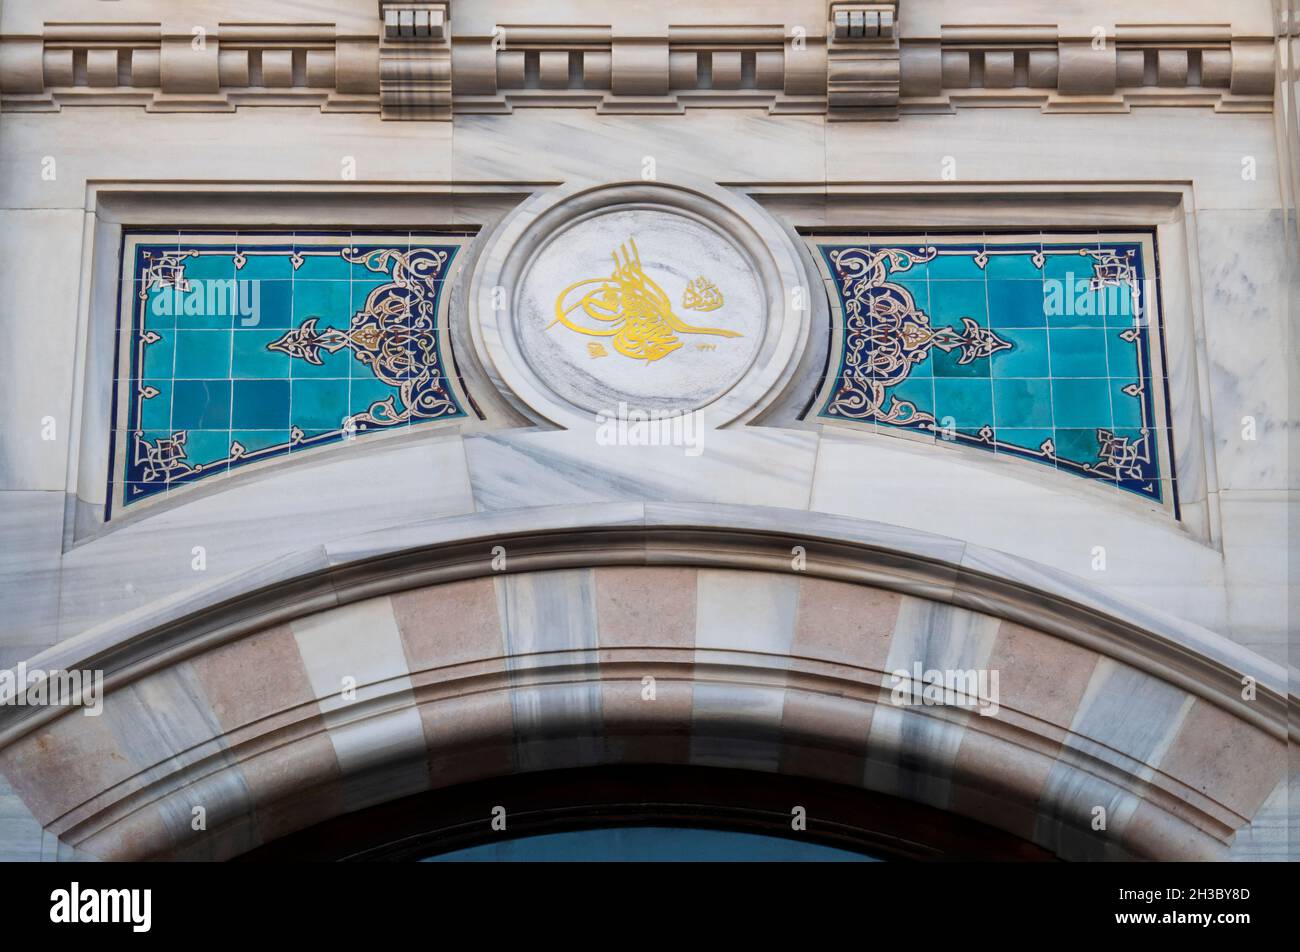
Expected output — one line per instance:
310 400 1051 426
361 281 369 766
0 1 1276 118
827 2 900 120
377 1 451 119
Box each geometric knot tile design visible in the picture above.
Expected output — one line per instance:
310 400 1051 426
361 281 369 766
814 234 1173 507
109 231 470 517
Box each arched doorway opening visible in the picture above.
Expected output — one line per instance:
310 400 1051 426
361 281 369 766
237 765 1054 862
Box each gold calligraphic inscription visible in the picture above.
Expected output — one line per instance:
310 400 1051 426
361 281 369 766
551 239 742 363
587 342 609 358
682 276 724 312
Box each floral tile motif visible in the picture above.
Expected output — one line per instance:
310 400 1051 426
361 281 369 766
811 234 1174 510
108 231 473 517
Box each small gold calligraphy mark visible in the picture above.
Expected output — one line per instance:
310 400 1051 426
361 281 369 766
682 276 724 312
587 342 609 358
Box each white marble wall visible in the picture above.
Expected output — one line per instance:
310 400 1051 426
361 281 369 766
1191 208 1293 663
0 0 1292 860
0 112 1288 670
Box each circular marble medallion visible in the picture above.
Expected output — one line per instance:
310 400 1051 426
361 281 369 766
467 179 812 430
515 209 763 415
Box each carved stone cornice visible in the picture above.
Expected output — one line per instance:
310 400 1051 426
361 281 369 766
899 24 1276 115
0 2 1277 118
0 21 380 114
453 23 827 115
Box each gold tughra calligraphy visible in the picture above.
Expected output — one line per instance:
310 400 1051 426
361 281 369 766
551 239 741 363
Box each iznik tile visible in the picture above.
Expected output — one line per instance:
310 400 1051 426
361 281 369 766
811 234 1175 513
108 231 475 517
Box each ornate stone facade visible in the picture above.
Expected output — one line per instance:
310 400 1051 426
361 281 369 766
0 0 1294 864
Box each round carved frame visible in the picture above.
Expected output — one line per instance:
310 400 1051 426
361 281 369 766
467 178 812 430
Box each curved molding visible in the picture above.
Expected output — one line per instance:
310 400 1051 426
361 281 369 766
0 502 1286 749
0 558 1283 861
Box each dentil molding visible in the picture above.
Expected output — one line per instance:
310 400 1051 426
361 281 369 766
0 1 1277 118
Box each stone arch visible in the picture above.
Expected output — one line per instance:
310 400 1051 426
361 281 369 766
0 520 1283 861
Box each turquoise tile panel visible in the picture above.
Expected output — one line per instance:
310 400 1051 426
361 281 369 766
818 237 1169 505
1048 328 1109 378
993 378 1054 429
291 378 351 433
230 429 289 455
934 378 994 427
988 328 1049 378
231 329 293 378
171 379 230 430
111 231 469 515
250 280 293 330
140 334 175 378
138 381 172 430
173 329 232 379
231 379 291 429
988 280 1048 328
